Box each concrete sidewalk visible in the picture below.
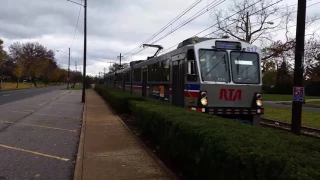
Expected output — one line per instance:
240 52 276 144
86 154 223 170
74 90 175 180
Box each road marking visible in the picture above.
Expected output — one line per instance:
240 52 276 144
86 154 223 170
0 120 76 132
11 111 30 114
0 144 70 161
0 120 13 124
20 124 77 132
51 102 77 105
23 105 41 108
34 113 80 119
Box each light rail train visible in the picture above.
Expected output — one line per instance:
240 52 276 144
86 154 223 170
104 37 264 125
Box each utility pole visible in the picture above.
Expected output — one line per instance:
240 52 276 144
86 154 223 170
291 0 307 135
82 0 87 103
66 0 86 102
67 47 70 89
117 53 124 70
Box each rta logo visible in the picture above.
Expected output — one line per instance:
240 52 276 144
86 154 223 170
219 89 242 101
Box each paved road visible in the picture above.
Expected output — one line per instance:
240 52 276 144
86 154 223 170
0 85 67 105
264 101 320 113
0 90 83 180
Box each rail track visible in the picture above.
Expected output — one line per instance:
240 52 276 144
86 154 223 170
260 118 320 138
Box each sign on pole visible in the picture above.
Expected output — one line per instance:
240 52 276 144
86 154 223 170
293 86 304 102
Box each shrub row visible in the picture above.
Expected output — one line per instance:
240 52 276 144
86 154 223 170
94 86 320 179
94 85 144 113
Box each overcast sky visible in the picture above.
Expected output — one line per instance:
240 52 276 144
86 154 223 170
1 0 320 76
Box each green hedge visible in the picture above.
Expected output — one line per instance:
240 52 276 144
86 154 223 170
94 85 145 113
94 86 320 179
129 100 320 180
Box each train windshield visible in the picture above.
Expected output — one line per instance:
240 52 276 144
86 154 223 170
230 51 260 84
199 49 230 82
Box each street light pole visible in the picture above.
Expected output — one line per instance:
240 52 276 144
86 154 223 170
56 49 70 89
66 0 87 103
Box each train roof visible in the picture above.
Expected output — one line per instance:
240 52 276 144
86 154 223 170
107 37 257 75
177 37 215 49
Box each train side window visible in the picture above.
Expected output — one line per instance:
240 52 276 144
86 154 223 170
134 68 141 82
187 61 196 74
162 59 170 81
186 49 197 82
148 65 153 81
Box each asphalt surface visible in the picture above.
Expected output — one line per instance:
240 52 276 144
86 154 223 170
0 90 83 180
264 101 320 113
0 85 67 105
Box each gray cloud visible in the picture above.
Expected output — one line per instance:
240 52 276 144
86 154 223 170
1 0 319 76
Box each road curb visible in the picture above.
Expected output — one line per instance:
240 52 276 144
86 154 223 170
73 95 86 180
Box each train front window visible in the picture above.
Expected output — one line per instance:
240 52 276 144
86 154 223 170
230 51 260 84
198 49 230 82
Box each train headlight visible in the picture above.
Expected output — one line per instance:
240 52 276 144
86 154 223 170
256 99 263 107
201 98 208 106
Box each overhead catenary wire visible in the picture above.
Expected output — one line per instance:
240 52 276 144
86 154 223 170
149 0 226 44
204 1 320 37
250 0 320 29
125 0 319 60
123 0 229 59
126 0 265 59
162 0 316 55
70 0 83 48
124 0 231 60
266 16 320 34
122 0 203 57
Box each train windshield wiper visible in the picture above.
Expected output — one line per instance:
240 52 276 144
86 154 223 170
204 54 227 77
236 51 245 75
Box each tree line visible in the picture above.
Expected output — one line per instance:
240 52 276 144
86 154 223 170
0 39 83 89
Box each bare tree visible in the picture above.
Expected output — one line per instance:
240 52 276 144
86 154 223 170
212 0 281 43
108 63 129 73
303 36 320 79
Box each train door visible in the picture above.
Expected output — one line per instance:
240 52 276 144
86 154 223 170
171 58 185 107
142 68 147 97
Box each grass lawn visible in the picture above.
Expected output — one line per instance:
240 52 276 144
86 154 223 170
262 94 320 101
0 82 50 91
262 106 320 129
